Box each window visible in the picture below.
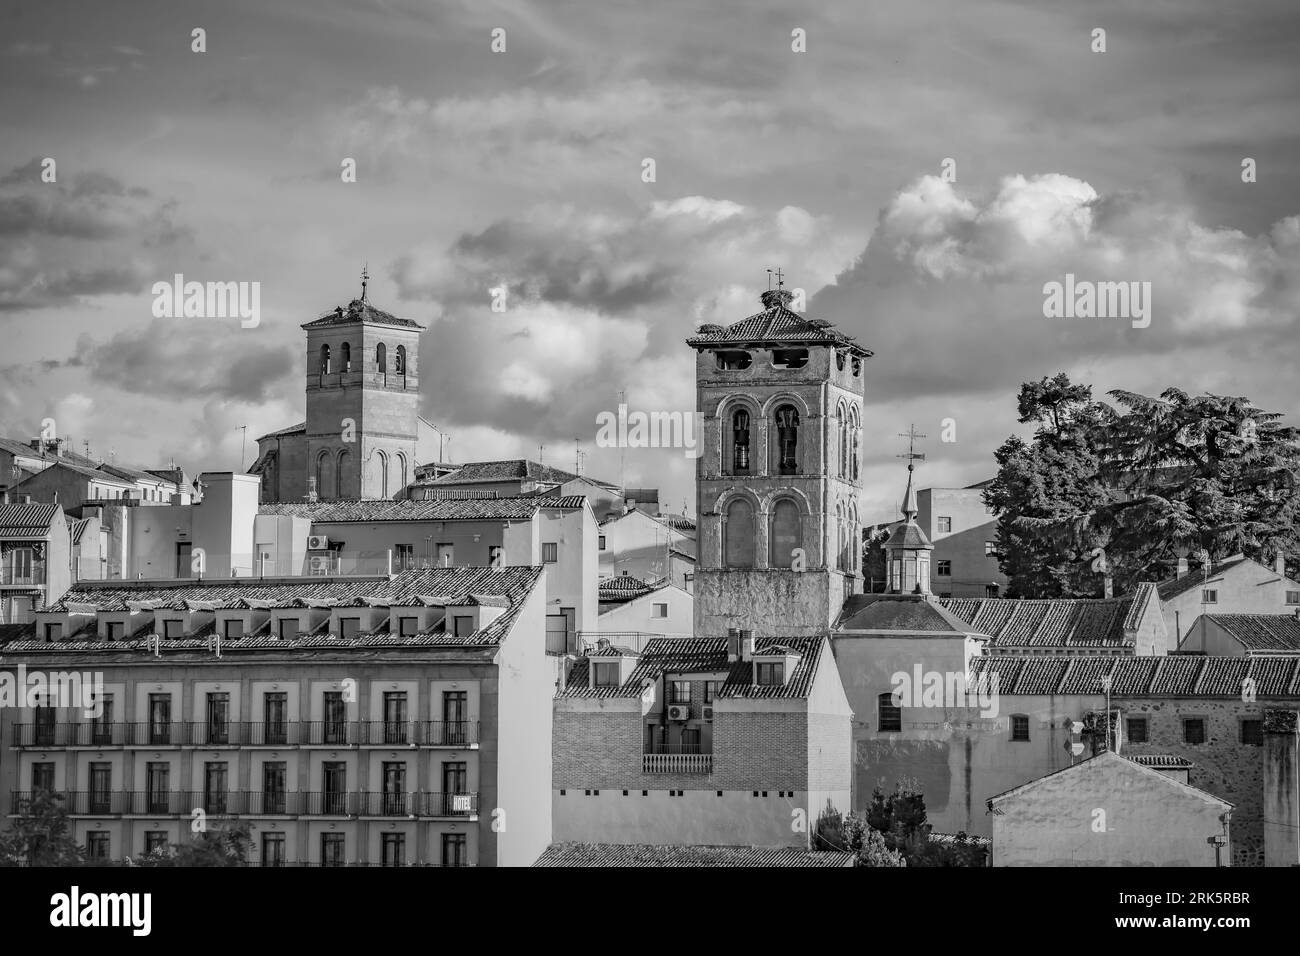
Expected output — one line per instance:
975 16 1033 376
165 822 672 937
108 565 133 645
323 691 347 744
278 618 298 640
849 407 860 481
339 617 360 639
715 350 752 371
145 832 169 855
149 693 171 744
1126 717 1148 744
936 560 952 577
542 542 559 563
770 498 801 569
319 343 331 374
1287 591 1300 605
985 584 1001 598
336 449 350 498
681 728 701 753
441 833 468 867
394 543 414 571
755 662 784 686
1183 718 1206 744
1240 719 1263 746
732 408 751 473
878 692 902 733
771 348 809 369
376 342 386 373
652 602 668 618
395 345 406 374
164 619 184 639
670 680 692 704
591 661 620 688
106 621 124 640
443 691 468 744
262 761 286 814
8 546 34 581
453 616 473 637
340 341 351 372
32 762 55 792
984 541 996 556
838 406 848 477
91 693 114 745
937 516 952 533
223 619 243 639
89 762 112 814
488 545 503 568
206 692 230 745
322 762 347 814
703 681 718 704
398 617 419 637
44 622 62 641
1011 715 1030 741
774 405 800 475
261 832 286 867
436 543 454 567
442 760 468 810
204 761 228 814
264 693 287 745
384 692 408 743
382 833 406 867
598 536 606 551
321 833 346 867
382 761 407 814
146 762 170 813
34 703 55 746
315 451 330 500
1202 589 1218 604
724 498 756 568
86 833 110 860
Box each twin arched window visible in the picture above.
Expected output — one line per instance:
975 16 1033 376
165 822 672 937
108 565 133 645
723 497 804 569
770 499 801 568
319 344 331 374
724 498 756 568
395 345 406 375
376 342 387 373
377 450 389 498
774 405 799 475
732 409 751 474
837 404 861 480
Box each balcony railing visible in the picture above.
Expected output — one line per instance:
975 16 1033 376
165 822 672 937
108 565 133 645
0 567 45 587
10 790 479 818
11 719 480 749
642 752 713 774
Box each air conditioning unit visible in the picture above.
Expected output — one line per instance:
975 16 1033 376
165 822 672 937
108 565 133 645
307 535 330 551
309 555 330 576
667 704 690 722
702 705 714 721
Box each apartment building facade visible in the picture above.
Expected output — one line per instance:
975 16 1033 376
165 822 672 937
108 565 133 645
0 565 553 866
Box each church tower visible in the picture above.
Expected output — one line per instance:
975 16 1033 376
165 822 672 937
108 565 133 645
883 458 934 594
301 273 424 500
686 280 872 639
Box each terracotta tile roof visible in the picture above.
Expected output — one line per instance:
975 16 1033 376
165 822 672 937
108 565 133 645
686 294 872 358
258 497 552 522
1205 614 1300 653
1156 556 1252 601
938 595 1146 649
835 594 981 634
533 843 855 867
557 636 824 701
300 298 425 331
10 459 134 489
989 751 1231 809
426 459 579 486
0 502 61 535
1129 754 1195 769
587 642 639 657
254 421 307 442
70 518 90 544
598 575 655 602
969 654 1300 698
0 622 36 644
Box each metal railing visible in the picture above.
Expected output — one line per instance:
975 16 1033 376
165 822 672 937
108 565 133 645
9 790 479 818
641 753 713 774
11 719 480 749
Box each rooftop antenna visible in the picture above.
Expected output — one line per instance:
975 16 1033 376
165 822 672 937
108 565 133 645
538 443 545 465
238 425 248 471
574 439 583 476
360 263 369 302
766 267 785 291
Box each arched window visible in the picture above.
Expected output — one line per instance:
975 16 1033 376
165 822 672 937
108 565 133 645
835 503 845 570
340 342 351 372
878 692 902 733
377 450 389 498
837 404 848 477
849 406 861 481
732 409 751 474
770 499 801 569
774 405 800 475
376 342 387 374
849 503 859 571
315 451 331 500
397 452 408 492
336 450 350 498
724 498 756 568
395 345 406 375
319 344 331 374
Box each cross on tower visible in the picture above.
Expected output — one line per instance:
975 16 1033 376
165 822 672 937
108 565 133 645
360 263 369 301
766 267 784 291
897 424 927 467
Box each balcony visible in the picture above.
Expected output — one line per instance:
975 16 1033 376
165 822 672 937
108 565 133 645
11 719 480 749
642 751 713 774
9 790 479 819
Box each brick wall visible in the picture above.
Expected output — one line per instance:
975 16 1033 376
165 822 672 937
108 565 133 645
807 711 852 792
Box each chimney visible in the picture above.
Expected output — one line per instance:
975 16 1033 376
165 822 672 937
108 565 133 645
1103 572 1114 599
597 637 611 654
741 631 754 662
1277 552 1288 576
1177 556 1189 576
727 627 742 662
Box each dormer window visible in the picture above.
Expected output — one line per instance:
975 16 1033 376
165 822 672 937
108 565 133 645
591 661 621 688
852 357 862 377
755 661 784 686
770 348 808 370
715 350 752 371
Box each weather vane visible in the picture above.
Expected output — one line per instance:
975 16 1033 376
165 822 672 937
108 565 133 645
766 267 784 291
360 262 369 301
897 424 927 469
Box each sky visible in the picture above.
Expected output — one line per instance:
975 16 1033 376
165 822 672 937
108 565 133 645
1 0 1298 523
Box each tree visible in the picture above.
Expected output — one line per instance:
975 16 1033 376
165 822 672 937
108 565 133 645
813 802 905 866
129 823 250 867
864 779 987 867
0 792 86 866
